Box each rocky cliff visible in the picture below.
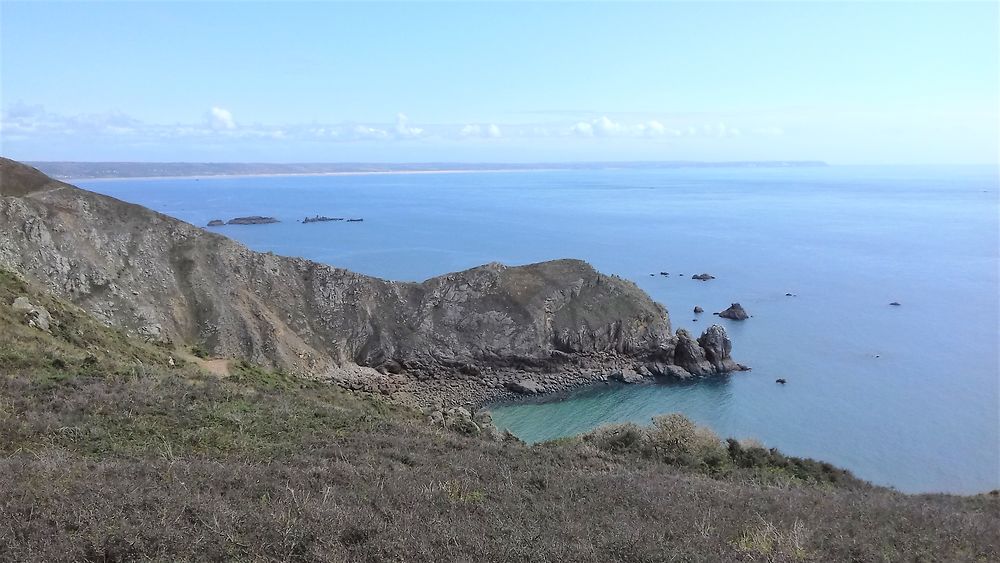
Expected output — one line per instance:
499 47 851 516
1 158 742 403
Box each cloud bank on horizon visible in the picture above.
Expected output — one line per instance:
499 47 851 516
0 2 996 164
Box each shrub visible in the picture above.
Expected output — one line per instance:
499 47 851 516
582 422 644 453
642 413 728 470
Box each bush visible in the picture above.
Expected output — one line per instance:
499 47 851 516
642 413 728 469
582 422 644 453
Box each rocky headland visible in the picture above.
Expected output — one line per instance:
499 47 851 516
0 158 745 408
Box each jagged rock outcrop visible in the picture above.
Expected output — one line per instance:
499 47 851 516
11 296 51 332
1 158 743 403
719 303 749 320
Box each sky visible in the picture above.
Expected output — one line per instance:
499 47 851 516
1 1 997 164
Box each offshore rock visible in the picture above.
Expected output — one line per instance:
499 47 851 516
227 216 279 225
718 303 749 320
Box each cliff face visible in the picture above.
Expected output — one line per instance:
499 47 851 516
1 158 738 399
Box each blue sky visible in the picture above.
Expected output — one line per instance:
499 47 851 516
1 1 997 164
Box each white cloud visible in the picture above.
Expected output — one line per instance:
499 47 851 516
352 125 390 140
394 113 423 138
572 116 677 138
643 120 666 136
460 123 502 138
593 116 622 136
572 122 594 137
208 106 236 130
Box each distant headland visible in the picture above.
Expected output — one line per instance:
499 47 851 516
28 160 829 180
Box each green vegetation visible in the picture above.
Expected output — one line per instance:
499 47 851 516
1 269 997 561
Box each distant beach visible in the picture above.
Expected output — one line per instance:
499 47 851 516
30 160 829 181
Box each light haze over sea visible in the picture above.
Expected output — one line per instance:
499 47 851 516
79 164 999 494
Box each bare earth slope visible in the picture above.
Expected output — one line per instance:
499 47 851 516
1 158 739 404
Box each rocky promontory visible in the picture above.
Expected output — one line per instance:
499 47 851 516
1 158 745 407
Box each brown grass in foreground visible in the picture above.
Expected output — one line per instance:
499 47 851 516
1 269 998 561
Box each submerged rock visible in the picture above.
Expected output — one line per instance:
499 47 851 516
890 302 901 306
718 303 749 320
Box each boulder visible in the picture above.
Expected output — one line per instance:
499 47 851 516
609 368 644 383
646 362 693 379
890 302 901 306
693 306 704 314
506 379 545 394
692 273 715 281
11 296 51 332
718 303 749 320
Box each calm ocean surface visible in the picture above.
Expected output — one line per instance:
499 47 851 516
78 165 999 494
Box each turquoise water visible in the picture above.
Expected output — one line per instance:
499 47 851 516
78 165 999 494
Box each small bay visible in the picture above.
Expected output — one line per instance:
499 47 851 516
79 164 999 494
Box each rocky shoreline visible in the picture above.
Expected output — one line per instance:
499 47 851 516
326 323 749 412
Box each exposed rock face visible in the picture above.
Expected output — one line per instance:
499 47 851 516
11 296 51 332
697 324 745 372
1 158 744 404
672 329 715 376
719 303 749 320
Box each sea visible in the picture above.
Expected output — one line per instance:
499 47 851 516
76 164 999 494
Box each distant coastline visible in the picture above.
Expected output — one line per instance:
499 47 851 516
29 160 829 180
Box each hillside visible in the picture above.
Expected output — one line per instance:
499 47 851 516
1 269 997 561
0 157 744 408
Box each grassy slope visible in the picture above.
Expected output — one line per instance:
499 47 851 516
1 269 997 562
